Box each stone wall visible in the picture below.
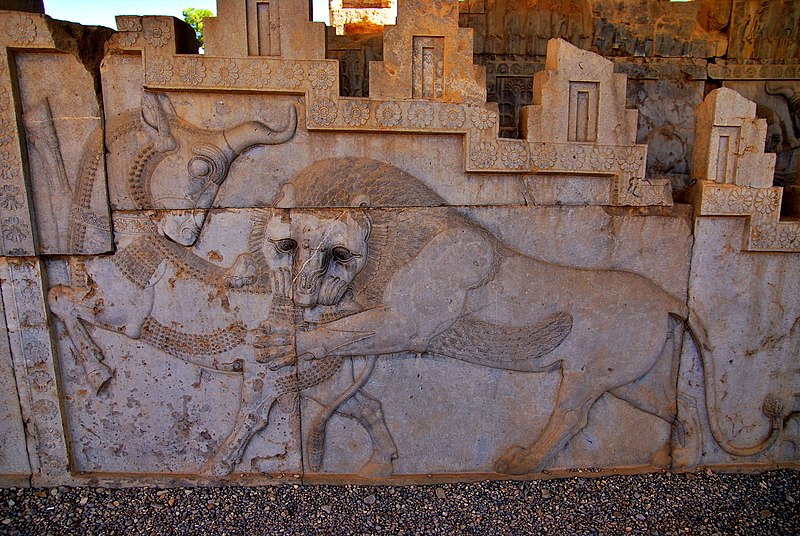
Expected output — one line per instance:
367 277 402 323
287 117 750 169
332 0 800 193
0 0 797 487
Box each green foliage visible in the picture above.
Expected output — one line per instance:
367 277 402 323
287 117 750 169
182 7 213 47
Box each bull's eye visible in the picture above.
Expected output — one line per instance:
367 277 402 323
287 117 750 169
331 246 356 263
188 156 213 179
270 238 297 254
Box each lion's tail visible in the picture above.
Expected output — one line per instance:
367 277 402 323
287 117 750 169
679 311 783 458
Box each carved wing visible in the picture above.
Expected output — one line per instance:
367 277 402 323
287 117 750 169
427 311 573 371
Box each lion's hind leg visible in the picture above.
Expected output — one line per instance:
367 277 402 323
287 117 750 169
494 371 603 475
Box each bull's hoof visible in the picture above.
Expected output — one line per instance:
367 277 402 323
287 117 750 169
358 460 394 479
200 457 234 478
87 364 114 394
494 445 534 475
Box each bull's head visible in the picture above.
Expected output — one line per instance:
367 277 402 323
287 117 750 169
260 210 370 308
141 92 297 246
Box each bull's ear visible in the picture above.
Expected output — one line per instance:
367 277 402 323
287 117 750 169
351 194 371 208
274 183 296 208
140 92 177 152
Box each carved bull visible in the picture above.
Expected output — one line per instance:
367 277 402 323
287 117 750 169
48 92 297 392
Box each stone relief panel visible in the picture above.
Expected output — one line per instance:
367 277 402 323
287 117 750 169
0 12 114 257
682 88 798 467
624 63 706 193
460 0 727 59
15 52 112 254
683 217 800 467
0 0 798 487
0 258 71 486
46 209 304 479
267 157 779 478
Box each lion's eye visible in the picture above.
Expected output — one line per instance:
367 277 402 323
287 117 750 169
331 246 355 263
271 238 297 254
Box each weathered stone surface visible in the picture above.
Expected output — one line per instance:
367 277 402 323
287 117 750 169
722 81 800 188
329 0 396 35
627 74 705 192
0 0 797 488
682 216 800 468
691 88 797 252
727 0 800 60
522 39 671 207
0 1 43 14
0 257 70 486
302 203 692 478
369 0 486 103
0 12 113 256
458 0 727 59
204 0 325 60
0 291 29 486
46 209 303 479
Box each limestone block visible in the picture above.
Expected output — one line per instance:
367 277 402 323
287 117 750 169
204 0 325 60
0 258 70 486
722 81 800 187
690 88 798 252
692 87 775 189
0 12 113 255
0 291 30 486
681 217 800 468
524 39 637 147
329 0 397 35
369 0 486 103
519 39 667 207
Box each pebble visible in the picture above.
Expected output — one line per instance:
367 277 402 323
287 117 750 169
541 489 551 499
0 470 796 534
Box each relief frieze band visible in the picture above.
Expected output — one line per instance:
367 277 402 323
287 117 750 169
0 0 797 488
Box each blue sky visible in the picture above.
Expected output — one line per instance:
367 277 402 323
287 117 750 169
43 0 331 29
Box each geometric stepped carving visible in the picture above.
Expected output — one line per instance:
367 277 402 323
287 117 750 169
520 39 670 207
691 88 799 252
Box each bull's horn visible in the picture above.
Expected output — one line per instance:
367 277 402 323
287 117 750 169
223 105 297 155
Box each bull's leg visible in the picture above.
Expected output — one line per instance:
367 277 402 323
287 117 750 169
335 390 398 478
494 372 601 475
48 285 115 393
200 369 278 477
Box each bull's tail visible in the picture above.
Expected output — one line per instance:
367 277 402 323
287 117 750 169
678 311 784 458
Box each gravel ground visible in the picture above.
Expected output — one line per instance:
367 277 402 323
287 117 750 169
0 469 797 535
